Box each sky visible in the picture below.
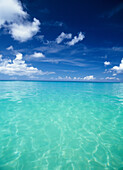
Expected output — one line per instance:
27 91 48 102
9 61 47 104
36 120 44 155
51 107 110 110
0 0 123 82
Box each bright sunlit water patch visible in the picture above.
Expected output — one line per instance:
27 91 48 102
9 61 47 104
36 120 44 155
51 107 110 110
0 81 123 170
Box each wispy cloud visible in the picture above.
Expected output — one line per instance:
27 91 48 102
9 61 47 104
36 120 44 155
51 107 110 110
113 73 117 76
35 41 69 54
6 45 14 51
104 69 112 74
52 75 96 81
36 35 44 42
108 3 123 18
55 76 72 80
105 77 119 80
0 54 2 61
42 21 64 27
58 69 77 73
112 47 123 52
101 3 123 18
35 35 85 54
39 58 86 67
39 8 50 14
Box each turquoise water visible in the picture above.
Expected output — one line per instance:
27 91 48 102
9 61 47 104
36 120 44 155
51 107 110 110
0 81 123 170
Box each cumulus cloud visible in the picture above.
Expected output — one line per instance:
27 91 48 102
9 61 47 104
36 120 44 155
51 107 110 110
0 0 40 42
6 45 14 50
104 61 111 66
8 18 40 42
30 52 45 58
67 32 85 46
0 0 27 27
15 53 23 60
56 32 72 44
111 58 123 73
0 53 54 76
83 75 95 80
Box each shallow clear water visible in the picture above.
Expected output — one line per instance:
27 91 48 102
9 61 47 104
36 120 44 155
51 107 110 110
0 81 123 170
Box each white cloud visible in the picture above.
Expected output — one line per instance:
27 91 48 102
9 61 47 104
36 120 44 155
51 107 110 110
104 69 112 73
73 77 77 80
36 35 44 41
56 76 72 80
56 32 72 44
30 52 45 58
0 0 40 42
67 32 85 46
105 77 119 80
104 61 111 66
112 47 123 52
111 58 123 73
57 76 63 80
105 77 115 80
15 53 22 60
0 53 55 76
65 76 72 80
0 0 27 27
100 78 104 80
83 75 95 80
73 77 82 80
0 54 2 61
51 75 96 81
9 18 40 42
6 45 14 50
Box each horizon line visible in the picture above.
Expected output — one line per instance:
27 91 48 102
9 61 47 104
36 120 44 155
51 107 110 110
0 80 122 83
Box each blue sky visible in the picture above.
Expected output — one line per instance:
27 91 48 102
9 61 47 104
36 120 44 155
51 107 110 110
0 0 123 81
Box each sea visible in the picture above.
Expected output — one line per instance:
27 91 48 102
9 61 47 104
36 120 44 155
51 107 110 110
0 81 123 170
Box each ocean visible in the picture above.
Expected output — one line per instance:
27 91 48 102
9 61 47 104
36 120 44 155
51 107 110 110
0 81 123 170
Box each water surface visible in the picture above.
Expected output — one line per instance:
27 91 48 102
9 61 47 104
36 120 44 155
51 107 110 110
0 81 123 169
